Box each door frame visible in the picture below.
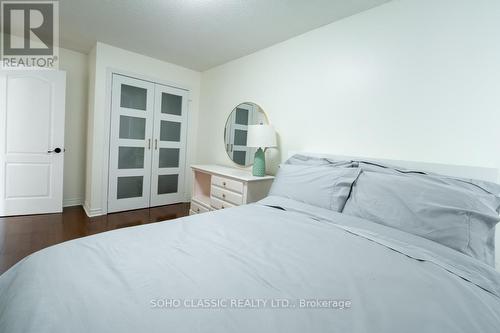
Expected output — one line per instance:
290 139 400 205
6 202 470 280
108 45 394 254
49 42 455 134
102 68 192 215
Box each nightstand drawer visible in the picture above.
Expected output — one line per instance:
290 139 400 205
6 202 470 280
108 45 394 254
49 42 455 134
190 200 209 214
210 197 235 210
211 186 243 206
211 175 243 194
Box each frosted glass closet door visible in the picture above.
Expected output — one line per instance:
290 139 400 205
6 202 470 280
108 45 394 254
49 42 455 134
150 84 188 206
108 75 155 213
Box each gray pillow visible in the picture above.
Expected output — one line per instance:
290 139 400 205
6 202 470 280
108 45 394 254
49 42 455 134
343 171 500 266
269 164 361 212
285 154 356 168
356 160 500 197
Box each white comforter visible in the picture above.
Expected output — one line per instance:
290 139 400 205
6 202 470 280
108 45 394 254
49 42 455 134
0 197 499 332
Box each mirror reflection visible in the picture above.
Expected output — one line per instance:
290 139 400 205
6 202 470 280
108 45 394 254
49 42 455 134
224 102 267 166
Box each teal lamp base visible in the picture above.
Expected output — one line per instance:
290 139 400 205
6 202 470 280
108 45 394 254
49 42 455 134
252 148 266 177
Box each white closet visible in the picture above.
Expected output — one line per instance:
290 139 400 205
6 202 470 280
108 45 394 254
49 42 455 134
108 74 188 213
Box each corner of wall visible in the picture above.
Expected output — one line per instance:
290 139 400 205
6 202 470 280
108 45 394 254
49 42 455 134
83 200 102 217
84 44 97 211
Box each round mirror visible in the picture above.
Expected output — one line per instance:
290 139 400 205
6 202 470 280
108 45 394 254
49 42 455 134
224 102 268 166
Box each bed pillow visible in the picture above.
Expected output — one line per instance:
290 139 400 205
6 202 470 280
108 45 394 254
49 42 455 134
269 164 361 212
285 154 355 168
355 160 500 199
342 171 500 266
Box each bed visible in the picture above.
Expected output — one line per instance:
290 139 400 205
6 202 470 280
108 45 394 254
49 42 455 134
0 153 499 332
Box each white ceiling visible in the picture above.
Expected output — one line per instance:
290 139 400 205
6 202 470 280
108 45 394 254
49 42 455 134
60 0 390 71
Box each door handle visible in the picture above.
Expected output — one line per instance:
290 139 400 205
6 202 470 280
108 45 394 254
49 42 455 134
48 147 63 153
147 139 151 150
155 139 158 150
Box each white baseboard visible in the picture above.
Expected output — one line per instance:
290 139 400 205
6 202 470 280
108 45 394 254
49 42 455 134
63 197 83 207
83 201 103 217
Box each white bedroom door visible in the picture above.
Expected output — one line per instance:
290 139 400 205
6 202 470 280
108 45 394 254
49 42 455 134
108 75 155 213
150 84 188 207
0 70 66 216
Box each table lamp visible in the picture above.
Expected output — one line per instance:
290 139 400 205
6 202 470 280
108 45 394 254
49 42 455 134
246 124 277 176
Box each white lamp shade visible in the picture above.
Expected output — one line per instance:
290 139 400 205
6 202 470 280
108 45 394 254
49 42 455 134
247 125 277 148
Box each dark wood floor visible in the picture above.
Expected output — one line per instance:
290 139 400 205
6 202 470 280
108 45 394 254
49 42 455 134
0 203 190 275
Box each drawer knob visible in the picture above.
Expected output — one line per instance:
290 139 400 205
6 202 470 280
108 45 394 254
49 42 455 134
222 194 226 198
196 208 200 212
222 182 226 186
221 205 225 209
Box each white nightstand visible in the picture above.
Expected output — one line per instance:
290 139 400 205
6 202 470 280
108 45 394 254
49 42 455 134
190 164 275 215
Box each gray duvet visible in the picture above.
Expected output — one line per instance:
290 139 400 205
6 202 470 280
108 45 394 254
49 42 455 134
0 197 499 332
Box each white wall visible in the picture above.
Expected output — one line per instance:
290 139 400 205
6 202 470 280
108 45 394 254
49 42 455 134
198 0 500 171
85 45 97 214
197 0 500 268
59 48 88 207
84 42 201 216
